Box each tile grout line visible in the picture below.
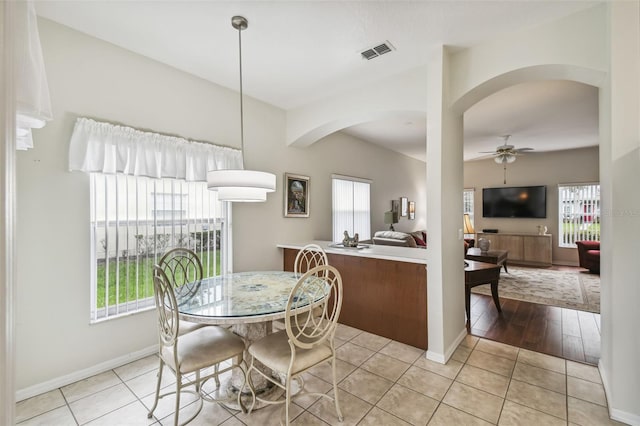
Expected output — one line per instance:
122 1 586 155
17 327 608 426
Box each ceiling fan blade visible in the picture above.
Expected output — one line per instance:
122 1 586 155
496 144 514 150
514 147 534 152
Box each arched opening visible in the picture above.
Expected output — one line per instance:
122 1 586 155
288 109 427 148
455 64 605 362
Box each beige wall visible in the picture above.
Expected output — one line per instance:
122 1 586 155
233 128 427 272
464 146 599 266
15 18 425 393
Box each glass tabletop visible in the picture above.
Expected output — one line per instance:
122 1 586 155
173 270 311 324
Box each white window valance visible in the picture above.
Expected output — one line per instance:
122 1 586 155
16 0 53 150
68 117 243 182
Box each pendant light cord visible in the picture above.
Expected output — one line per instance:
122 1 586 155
237 22 245 169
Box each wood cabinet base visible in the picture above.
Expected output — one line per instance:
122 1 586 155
476 233 552 267
283 249 428 349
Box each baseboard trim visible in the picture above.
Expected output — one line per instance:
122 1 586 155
610 407 640 426
426 327 467 364
16 345 157 402
425 350 445 363
599 359 640 425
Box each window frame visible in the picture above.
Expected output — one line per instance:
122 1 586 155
557 182 600 248
463 188 475 230
331 174 372 243
89 173 231 323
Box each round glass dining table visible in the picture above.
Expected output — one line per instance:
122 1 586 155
173 270 301 325
172 270 312 406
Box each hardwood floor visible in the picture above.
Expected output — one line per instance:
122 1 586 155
468 292 601 365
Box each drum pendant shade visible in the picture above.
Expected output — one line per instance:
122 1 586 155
207 16 276 202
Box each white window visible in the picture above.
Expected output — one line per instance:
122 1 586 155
463 188 475 222
90 174 229 322
463 188 475 237
558 183 600 248
68 117 242 323
332 175 371 243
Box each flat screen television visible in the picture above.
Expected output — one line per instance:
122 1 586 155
482 186 547 218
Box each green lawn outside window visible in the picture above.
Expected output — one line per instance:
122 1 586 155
96 251 221 308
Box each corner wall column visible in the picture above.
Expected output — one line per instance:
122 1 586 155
1 1 17 424
426 46 467 363
599 1 640 423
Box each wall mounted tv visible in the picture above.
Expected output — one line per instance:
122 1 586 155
482 186 547 218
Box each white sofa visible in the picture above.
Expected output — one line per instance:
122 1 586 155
372 230 426 248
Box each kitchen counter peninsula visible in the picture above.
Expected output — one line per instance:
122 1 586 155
278 241 428 349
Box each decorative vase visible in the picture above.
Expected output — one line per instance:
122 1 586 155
478 238 491 253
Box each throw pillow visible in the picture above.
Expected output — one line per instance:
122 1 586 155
410 231 426 246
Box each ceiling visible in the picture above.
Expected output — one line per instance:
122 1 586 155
35 1 601 163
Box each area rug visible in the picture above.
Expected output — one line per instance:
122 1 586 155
471 266 600 313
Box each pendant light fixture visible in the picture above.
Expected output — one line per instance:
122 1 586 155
207 16 276 202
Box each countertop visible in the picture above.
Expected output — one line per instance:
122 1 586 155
277 240 428 265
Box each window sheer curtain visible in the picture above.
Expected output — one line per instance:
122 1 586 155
68 117 243 180
16 0 52 150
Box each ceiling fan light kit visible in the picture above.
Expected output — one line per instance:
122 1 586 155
481 135 533 184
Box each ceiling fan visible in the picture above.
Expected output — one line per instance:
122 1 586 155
480 135 533 183
480 135 533 163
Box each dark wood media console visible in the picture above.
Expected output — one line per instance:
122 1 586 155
283 248 428 349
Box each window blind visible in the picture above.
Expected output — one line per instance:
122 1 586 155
332 176 371 243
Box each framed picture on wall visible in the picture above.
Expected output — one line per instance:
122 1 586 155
391 199 400 220
284 173 310 217
401 197 408 216
409 201 415 220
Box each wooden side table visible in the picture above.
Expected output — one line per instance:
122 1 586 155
465 249 509 273
464 260 502 324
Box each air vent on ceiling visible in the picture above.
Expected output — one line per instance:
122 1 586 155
360 41 395 60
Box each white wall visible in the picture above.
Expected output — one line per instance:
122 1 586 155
450 5 607 110
16 18 425 393
599 2 640 424
464 147 599 266
1 1 17 422
286 66 427 147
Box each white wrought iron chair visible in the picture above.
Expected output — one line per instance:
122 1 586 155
158 248 207 336
293 243 329 277
244 264 344 425
274 244 329 332
148 266 247 426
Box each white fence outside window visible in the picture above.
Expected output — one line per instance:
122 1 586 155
558 183 600 248
89 174 227 322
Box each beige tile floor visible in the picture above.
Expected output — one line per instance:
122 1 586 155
16 324 625 426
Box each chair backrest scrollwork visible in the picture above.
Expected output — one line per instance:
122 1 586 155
158 247 204 287
285 264 343 350
152 265 179 347
293 244 329 278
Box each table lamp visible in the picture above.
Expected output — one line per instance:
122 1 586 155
463 213 475 237
384 211 397 231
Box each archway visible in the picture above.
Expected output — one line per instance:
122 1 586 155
455 64 604 357
288 109 427 148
